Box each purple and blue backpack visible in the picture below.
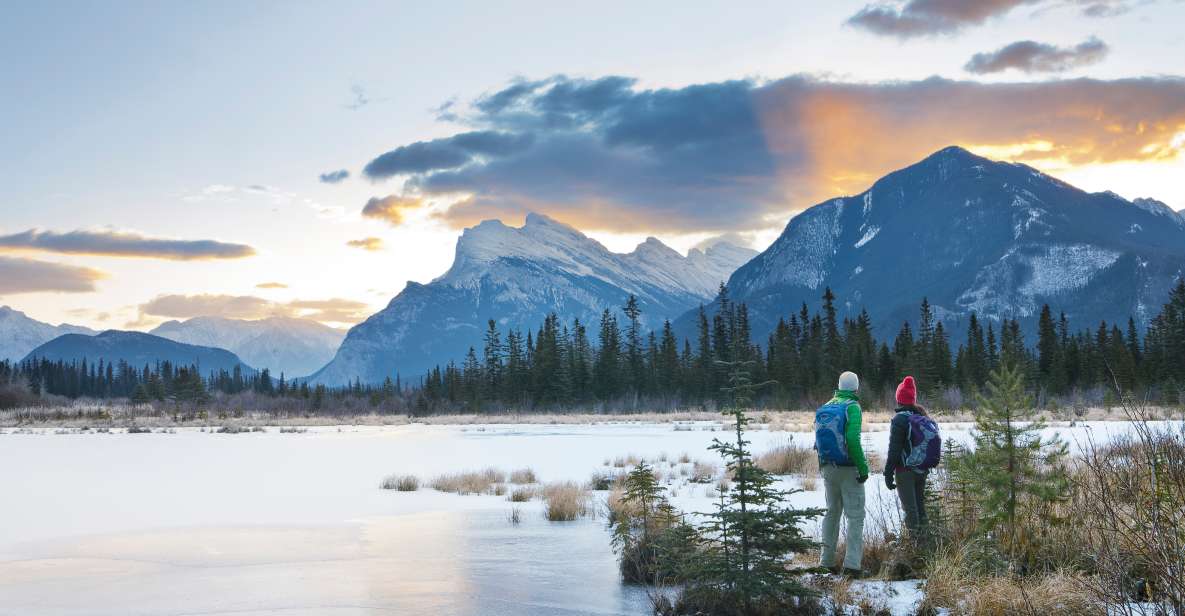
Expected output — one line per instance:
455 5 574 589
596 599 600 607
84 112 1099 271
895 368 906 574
900 412 941 472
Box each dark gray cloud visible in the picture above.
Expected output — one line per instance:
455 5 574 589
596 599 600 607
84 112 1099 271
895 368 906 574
354 74 1185 233
0 229 256 260
965 37 1109 74
0 256 105 294
847 0 1147 38
362 131 535 179
847 0 1038 37
319 169 349 184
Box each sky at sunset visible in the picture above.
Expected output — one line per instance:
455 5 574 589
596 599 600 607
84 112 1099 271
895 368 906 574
3 0 1184 331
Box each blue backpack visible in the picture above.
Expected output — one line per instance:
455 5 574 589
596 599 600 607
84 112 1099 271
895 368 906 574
815 401 852 465
901 412 942 472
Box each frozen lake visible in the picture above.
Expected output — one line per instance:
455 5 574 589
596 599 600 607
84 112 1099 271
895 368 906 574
0 420 1159 615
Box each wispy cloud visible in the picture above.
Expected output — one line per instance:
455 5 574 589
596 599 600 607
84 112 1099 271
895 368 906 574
0 256 105 294
255 281 288 289
136 294 371 326
965 37 1109 74
847 0 1150 38
0 229 256 260
350 74 1185 234
361 195 426 227
346 237 384 251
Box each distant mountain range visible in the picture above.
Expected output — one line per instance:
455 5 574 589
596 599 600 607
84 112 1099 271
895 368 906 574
23 330 252 375
151 316 344 377
680 146 1185 342
0 306 95 363
309 213 756 385
8 147 1183 388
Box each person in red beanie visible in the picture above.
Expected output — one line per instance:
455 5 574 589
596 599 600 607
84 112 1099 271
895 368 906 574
884 375 939 548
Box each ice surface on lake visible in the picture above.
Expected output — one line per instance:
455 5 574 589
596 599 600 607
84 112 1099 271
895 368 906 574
0 420 1162 615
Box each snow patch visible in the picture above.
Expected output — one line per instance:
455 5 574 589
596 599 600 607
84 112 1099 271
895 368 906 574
854 226 880 248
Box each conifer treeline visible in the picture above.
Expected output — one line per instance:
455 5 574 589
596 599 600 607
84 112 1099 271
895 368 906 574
3 280 1183 413
416 280 1185 412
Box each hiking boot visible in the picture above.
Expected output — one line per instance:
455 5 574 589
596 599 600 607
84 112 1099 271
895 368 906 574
827 566 842 575
842 567 864 579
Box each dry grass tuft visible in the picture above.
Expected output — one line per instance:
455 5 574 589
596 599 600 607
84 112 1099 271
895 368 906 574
508 486 535 502
754 439 816 475
800 474 817 491
380 474 420 491
922 546 1100 615
690 460 718 483
430 468 506 495
542 481 591 521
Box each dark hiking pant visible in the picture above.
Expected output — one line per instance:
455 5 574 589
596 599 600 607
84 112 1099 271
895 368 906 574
895 469 929 546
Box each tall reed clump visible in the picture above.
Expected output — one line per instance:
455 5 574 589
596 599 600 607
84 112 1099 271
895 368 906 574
542 481 590 521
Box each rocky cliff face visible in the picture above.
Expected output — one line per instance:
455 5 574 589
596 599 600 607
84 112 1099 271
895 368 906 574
310 213 755 385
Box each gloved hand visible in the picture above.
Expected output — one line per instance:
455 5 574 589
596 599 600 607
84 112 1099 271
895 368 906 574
885 474 896 490
857 473 868 484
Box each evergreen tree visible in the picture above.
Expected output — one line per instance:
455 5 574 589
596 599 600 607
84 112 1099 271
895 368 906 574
673 360 822 614
966 364 1069 563
611 460 679 583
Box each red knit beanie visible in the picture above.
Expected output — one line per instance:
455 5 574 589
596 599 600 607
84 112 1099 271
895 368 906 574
896 376 917 406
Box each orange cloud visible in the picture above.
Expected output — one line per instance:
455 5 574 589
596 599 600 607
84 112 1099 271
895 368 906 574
346 237 385 251
136 294 372 327
361 195 425 227
754 76 1185 210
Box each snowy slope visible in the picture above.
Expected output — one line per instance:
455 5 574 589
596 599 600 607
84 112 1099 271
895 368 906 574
152 316 344 377
0 306 96 363
310 213 755 385
687 146 1185 340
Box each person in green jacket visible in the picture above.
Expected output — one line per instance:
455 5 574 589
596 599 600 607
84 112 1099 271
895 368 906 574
816 370 869 577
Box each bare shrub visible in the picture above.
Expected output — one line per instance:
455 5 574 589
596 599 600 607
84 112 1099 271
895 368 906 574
1070 395 1185 614
542 481 590 521
380 474 420 491
507 507 522 525
509 468 537 484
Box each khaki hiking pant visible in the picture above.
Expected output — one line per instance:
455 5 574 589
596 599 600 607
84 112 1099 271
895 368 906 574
819 464 865 570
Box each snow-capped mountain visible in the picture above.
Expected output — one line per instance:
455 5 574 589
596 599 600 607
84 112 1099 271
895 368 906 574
310 213 756 385
0 306 96 363
151 316 344 377
688 146 1185 341
23 330 252 374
